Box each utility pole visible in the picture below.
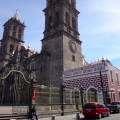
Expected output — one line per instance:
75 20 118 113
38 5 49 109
80 87 84 107
99 59 106 105
60 84 65 116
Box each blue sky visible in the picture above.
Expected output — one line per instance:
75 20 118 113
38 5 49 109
0 0 120 69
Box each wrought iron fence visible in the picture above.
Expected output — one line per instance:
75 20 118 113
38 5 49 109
36 85 61 104
71 89 86 104
36 85 86 105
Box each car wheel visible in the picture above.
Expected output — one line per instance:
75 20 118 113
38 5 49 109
98 113 102 119
107 112 110 117
117 108 120 113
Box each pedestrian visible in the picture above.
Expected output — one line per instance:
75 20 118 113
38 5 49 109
31 106 38 120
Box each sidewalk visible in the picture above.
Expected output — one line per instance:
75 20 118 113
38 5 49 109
9 114 84 120
38 113 84 120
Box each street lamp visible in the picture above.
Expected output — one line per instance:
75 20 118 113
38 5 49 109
60 83 65 116
60 71 66 116
99 59 106 104
80 87 84 107
28 70 37 117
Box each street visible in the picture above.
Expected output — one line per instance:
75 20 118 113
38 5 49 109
0 106 120 120
81 113 120 120
39 112 120 120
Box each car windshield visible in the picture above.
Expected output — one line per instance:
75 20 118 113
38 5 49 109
83 103 95 109
111 102 120 105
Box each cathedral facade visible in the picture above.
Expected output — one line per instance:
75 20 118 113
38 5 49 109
0 0 84 87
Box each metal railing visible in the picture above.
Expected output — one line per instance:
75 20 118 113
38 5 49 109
36 85 61 104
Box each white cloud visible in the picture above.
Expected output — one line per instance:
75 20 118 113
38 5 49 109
79 0 120 35
78 0 120 64
0 0 120 68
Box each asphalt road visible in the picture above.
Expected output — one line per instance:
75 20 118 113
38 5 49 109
39 112 120 120
0 106 119 120
81 113 120 120
1 113 120 120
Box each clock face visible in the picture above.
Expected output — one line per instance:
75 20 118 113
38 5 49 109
69 40 77 53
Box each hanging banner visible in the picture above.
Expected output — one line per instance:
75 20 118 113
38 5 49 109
32 88 36 99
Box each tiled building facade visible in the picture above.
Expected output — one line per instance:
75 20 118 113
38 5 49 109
63 59 120 104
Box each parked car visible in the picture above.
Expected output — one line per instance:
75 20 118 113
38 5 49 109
107 102 120 113
82 102 110 119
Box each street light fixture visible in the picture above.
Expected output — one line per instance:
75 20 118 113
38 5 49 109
80 87 84 107
28 70 37 117
99 59 106 104
60 83 65 116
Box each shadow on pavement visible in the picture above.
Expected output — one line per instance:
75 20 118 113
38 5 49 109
73 115 110 120
110 112 120 114
72 118 97 120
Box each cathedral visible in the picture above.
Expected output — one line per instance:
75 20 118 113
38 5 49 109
0 0 85 87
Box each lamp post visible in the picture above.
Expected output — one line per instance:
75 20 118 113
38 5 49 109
100 69 105 104
99 59 106 104
60 71 66 116
60 83 65 116
80 87 84 107
29 70 37 117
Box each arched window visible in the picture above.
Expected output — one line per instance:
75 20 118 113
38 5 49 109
18 34 21 39
55 11 59 25
9 44 14 53
88 88 97 102
72 17 76 29
18 28 21 33
12 31 16 37
13 25 16 31
66 12 70 25
48 16 52 29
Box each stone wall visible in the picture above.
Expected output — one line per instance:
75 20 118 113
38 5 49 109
36 104 82 118
0 104 82 118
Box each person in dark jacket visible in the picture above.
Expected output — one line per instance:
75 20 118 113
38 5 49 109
31 106 38 120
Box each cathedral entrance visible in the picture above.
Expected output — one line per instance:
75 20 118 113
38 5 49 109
87 88 97 102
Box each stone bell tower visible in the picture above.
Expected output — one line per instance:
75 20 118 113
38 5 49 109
0 11 25 69
40 0 83 86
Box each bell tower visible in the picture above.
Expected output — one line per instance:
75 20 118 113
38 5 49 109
0 11 25 69
40 0 83 86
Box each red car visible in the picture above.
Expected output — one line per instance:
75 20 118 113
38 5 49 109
82 102 110 119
